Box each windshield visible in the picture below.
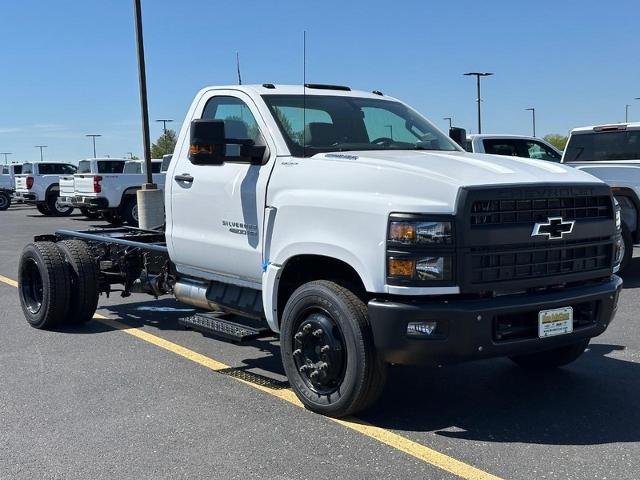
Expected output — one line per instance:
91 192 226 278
262 95 459 157
565 129 640 162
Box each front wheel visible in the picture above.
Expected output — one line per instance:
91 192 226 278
79 207 101 220
121 197 139 227
509 339 590 369
280 280 387 417
36 203 51 215
47 194 73 216
101 210 124 225
0 191 10 211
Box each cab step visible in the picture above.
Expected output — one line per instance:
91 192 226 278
179 312 271 343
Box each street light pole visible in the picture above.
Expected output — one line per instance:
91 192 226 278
626 104 630 123
34 145 48 162
0 152 11 165
464 72 493 134
525 107 536 137
443 117 452 129
133 0 164 230
85 134 102 158
155 119 173 135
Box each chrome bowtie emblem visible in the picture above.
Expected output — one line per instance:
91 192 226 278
531 217 575 239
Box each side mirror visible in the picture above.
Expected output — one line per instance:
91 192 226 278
189 119 268 165
189 119 227 165
449 127 467 148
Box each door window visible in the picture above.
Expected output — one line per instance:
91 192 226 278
520 141 561 162
483 139 519 156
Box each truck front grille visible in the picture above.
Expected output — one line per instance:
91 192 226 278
470 195 612 226
470 238 613 284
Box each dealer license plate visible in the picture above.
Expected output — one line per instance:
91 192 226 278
538 307 573 338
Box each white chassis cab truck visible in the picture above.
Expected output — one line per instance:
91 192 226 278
562 123 640 271
17 84 623 417
14 162 77 216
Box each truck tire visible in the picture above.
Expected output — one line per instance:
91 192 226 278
619 223 633 273
58 240 99 325
18 242 71 329
509 339 589 369
102 210 124 225
47 194 73 217
122 197 139 227
280 280 387 417
36 203 51 215
0 191 10 211
79 207 101 220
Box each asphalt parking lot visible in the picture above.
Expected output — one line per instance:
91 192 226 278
1 204 639 480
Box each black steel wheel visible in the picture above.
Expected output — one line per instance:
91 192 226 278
18 242 71 329
0 191 10 211
281 280 387 417
122 197 139 227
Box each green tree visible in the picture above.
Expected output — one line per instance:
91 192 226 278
543 134 568 151
151 129 177 158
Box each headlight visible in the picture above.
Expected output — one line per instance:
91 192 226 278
388 256 453 282
387 215 456 286
614 199 622 231
388 221 453 245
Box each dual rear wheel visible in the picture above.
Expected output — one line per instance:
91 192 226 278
18 240 99 329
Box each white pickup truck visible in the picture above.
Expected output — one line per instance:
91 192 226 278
18 84 622 417
60 158 164 226
0 164 23 210
14 162 77 216
59 158 128 219
463 134 562 162
562 123 640 270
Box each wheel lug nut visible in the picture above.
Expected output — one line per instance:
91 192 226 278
293 349 302 357
294 332 303 340
320 345 330 353
303 324 312 333
310 371 319 380
318 362 328 371
312 329 323 338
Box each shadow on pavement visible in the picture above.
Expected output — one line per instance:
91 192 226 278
62 296 639 447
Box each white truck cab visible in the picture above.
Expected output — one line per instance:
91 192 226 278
562 122 640 269
14 162 77 216
19 84 622 417
465 134 562 162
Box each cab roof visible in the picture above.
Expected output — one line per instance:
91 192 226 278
202 84 392 100
571 122 640 134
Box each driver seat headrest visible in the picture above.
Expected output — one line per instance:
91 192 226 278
304 122 337 147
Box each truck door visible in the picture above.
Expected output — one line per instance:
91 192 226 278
168 91 276 286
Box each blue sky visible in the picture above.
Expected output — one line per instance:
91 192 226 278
1 0 638 162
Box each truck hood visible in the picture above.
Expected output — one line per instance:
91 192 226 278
318 150 600 187
270 150 606 215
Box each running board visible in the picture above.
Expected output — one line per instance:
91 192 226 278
178 312 271 343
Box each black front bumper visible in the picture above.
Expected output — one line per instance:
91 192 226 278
368 275 622 366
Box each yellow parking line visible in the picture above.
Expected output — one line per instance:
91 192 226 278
1 275 502 480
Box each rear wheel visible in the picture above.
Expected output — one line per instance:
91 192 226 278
121 197 139 227
47 194 73 216
57 240 99 325
509 339 590 369
0 191 10 211
102 210 124 225
18 242 71 329
36 203 51 215
79 207 101 220
280 280 387 417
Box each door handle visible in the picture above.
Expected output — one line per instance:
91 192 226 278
174 173 194 183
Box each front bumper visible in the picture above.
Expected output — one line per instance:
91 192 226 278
368 275 622 366
60 195 108 209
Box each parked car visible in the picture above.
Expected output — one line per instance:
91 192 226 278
59 158 128 219
463 134 562 161
18 84 622 418
562 122 640 270
71 158 164 226
0 163 23 190
14 162 77 216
